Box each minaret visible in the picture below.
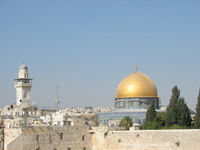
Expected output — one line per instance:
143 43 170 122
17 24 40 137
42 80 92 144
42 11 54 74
15 63 32 107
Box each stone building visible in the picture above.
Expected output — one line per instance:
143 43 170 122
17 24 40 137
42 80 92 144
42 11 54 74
52 111 99 127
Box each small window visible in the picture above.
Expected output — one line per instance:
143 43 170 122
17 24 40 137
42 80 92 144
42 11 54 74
68 148 71 150
54 148 57 150
36 134 39 141
83 147 86 150
64 121 67 126
82 135 86 141
60 132 63 140
36 148 40 150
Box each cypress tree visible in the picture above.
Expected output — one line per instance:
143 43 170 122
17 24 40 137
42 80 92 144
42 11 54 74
165 86 180 126
145 101 156 123
194 90 200 128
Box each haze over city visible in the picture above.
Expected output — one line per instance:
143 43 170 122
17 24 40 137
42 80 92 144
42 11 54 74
0 0 200 110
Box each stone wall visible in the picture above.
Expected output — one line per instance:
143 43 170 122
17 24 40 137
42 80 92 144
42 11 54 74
0 129 3 150
6 125 92 150
6 134 23 150
92 129 200 150
5 126 200 150
4 128 22 146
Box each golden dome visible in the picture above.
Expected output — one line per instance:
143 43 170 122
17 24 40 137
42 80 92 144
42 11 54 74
116 71 158 99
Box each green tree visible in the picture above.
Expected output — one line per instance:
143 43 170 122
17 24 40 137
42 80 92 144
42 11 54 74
142 121 159 130
142 112 166 130
142 101 157 129
119 116 133 130
145 101 156 123
165 86 191 127
165 86 180 126
177 97 191 127
154 112 166 128
194 90 200 128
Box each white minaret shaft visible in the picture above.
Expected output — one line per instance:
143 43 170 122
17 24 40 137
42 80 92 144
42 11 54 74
15 63 32 107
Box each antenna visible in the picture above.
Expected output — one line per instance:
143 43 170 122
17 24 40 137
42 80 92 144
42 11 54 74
53 83 60 111
56 83 59 101
53 99 60 111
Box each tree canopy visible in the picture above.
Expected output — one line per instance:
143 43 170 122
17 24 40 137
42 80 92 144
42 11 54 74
119 116 133 130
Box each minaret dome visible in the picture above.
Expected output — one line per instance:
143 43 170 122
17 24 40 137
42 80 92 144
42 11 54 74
18 63 28 79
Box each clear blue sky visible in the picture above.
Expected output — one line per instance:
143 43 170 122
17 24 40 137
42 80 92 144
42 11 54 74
0 1 200 110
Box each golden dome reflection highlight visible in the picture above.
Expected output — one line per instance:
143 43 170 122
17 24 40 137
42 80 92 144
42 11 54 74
116 71 158 99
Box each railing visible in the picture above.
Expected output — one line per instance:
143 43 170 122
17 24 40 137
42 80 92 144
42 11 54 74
15 83 32 87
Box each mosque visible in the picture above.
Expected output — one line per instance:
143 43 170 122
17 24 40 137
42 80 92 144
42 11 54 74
99 66 162 126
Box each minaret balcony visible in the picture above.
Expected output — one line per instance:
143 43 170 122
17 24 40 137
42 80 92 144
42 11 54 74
15 82 32 87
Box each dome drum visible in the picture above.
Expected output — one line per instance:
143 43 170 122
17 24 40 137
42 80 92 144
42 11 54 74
115 97 159 110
